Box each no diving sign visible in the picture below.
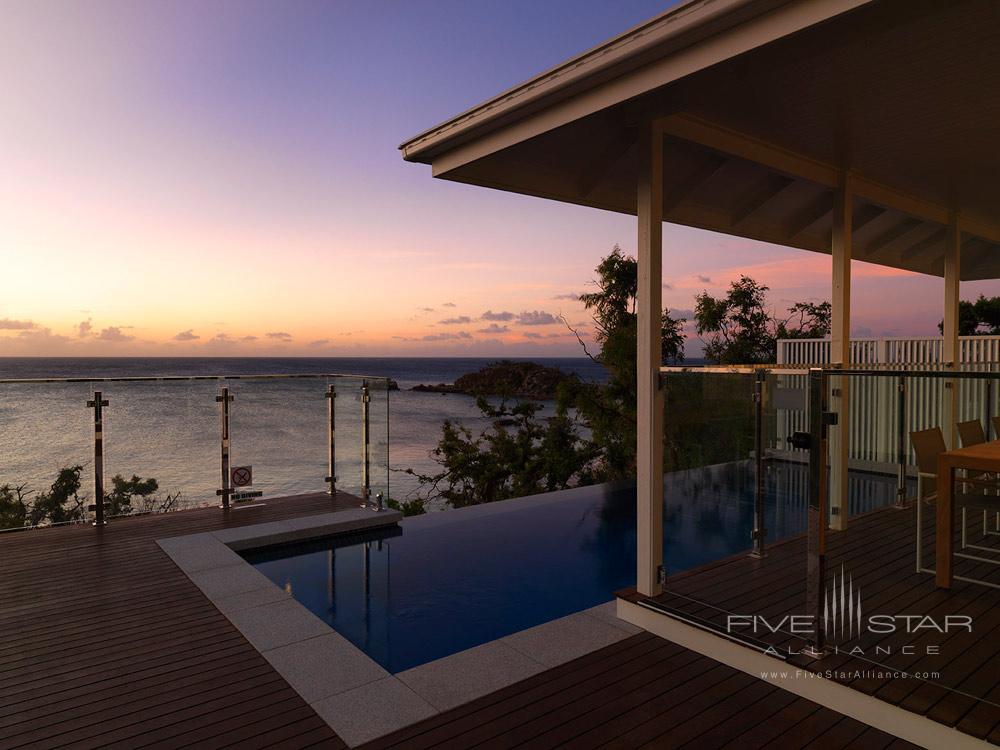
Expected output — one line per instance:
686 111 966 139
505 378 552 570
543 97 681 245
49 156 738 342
231 466 253 487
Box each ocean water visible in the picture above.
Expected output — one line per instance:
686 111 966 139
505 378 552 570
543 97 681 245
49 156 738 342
0 358 607 523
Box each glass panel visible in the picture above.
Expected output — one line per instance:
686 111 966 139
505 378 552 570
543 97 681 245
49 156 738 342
800 368 1000 715
367 377 391 505
0 381 94 531
0 371 393 531
227 378 329 502
332 376 366 501
660 371 758 606
99 379 219 518
766 370 810 541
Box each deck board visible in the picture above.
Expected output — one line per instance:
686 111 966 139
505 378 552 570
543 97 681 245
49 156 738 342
363 635 915 750
2 492 928 749
643 501 1000 745
0 492 354 750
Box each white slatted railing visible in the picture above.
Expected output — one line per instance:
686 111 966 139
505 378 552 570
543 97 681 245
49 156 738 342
775 336 1000 469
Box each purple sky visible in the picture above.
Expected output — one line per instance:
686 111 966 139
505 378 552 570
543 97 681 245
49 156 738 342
2 0 996 358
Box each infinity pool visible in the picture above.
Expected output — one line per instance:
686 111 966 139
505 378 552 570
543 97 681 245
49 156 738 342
244 462 904 672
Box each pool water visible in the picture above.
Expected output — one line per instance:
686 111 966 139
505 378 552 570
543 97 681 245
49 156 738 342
243 461 905 673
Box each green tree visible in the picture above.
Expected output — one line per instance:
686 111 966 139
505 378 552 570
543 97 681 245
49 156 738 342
695 276 831 364
27 466 87 526
561 245 686 480
0 469 86 529
0 467 178 530
0 483 30 530
106 474 178 516
405 397 598 507
937 295 1000 335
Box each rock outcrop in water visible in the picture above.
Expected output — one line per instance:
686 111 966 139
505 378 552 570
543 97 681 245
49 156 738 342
411 361 575 399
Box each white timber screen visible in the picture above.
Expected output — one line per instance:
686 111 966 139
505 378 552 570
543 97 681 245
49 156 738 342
775 336 1000 471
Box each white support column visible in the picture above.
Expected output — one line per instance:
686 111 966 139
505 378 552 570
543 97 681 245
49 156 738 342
829 173 852 531
943 211 961 448
636 121 664 596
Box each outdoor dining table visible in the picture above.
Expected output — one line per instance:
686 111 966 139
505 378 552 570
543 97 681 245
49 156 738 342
936 439 1000 588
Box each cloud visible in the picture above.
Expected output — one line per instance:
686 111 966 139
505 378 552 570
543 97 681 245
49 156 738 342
481 310 515 321
439 315 472 325
442 302 457 308
96 326 134 342
423 331 472 341
392 330 473 342
477 324 509 334
209 333 233 344
669 308 695 320
309 338 331 347
77 319 92 338
418 307 435 313
0 318 38 330
240 335 258 342
522 331 564 340
173 329 199 341
662 282 674 291
696 274 713 284
552 293 581 301
266 331 292 341
516 310 558 326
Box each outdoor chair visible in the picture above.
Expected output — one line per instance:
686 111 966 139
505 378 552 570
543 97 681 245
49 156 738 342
958 419 987 447
957 419 1000 543
912 427 1000 577
993 415 1000 441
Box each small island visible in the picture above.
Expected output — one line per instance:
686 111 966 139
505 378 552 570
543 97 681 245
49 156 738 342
412 360 576 400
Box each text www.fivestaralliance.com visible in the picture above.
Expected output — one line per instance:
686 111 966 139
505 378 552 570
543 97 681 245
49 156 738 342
761 669 940 680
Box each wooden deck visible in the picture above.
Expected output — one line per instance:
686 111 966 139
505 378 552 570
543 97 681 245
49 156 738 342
362 631 916 750
0 493 355 750
642 501 1000 745
0 492 925 749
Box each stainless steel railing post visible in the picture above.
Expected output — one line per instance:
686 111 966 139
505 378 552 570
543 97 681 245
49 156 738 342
805 368 830 658
360 380 371 508
325 383 337 497
87 390 109 527
894 374 908 508
750 368 767 558
216 386 234 510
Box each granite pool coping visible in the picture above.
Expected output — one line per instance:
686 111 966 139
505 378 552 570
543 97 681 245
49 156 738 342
157 499 639 747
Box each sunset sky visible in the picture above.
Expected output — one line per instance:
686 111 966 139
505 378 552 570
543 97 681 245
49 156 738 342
3 0 998 358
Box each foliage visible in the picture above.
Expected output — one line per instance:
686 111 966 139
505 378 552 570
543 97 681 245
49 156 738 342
662 372 756 473
937 295 1000 335
386 497 426 516
404 397 598 508
577 245 686 366
776 301 832 340
0 483 32 530
559 245 686 480
695 276 831 364
408 247 831 504
0 466 88 530
27 466 87 526
0 467 178 530
105 474 179 516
